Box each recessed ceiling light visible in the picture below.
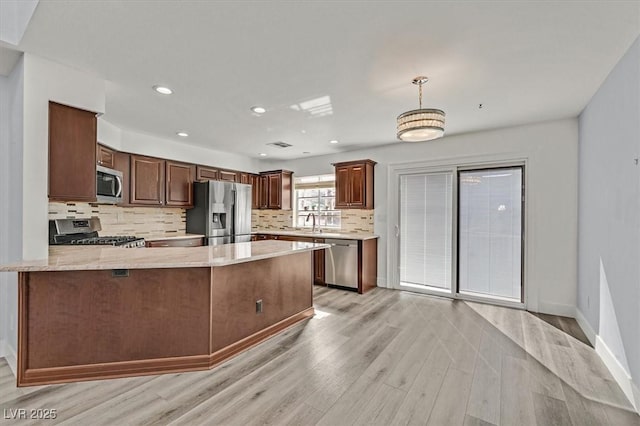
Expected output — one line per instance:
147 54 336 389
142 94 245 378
259 153 267 157
302 151 311 154
329 139 339 144
176 131 189 137
153 85 173 95
251 106 266 114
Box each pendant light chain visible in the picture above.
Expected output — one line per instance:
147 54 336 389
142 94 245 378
418 81 423 109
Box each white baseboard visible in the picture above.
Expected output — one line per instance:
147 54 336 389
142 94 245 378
536 300 576 317
0 340 17 377
376 276 388 288
595 335 639 413
574 308 596 346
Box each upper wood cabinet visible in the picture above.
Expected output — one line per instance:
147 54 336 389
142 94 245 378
333 159 376 209
130 156 195 208
238 172 250 185
130 155 165 206
250 174 262 209
261 170 293 210
96 144 115 168
112 151 131 205
196 165 219 181
48 102 97 202
165 161 196 207
219 169 238 182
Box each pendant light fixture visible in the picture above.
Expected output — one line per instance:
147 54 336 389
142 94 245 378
396 76 445 142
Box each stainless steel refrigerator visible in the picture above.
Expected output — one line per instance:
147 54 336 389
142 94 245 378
186 181 252 245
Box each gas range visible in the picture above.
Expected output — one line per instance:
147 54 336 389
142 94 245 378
49 218 146 248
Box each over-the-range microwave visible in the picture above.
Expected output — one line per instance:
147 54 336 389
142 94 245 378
96 165 123 204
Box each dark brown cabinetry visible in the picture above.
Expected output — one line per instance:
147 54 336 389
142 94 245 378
196 165 219 181
96 144 115 168
112 151 131 205
130 155 165 205
333 160 376 209
48 102 97 202
166 161 196 207
261 170 293 210
250 174 262 209
219 170 238 182
146 237 203 247
130 156 195 208
238 172 250 184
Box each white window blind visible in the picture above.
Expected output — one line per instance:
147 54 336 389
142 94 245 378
400 172 453 289
458 168 522 300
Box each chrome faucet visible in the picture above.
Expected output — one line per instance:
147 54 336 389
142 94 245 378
305 213 317 233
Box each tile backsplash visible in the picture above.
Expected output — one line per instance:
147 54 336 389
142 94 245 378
48 202 186 236
252 209 374 234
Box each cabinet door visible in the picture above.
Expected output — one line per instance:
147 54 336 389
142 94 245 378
112 152 131 205
48 102 97 202
97 144 115 168
130 155 165 205
334 165 351 208
250 174 261 209
266 173 282 209
259 175 268 208
196 166 219 181
166 161 195 207
219 170 238 182
314 248 325 285
238 172 250 184
348 164 366 208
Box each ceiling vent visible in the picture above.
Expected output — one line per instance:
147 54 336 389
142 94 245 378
267 141 292 148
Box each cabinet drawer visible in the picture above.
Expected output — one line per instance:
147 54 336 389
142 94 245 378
146 237 203 248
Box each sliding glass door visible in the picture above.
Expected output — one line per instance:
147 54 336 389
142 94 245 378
397 165 524 305
399 172 453 292
458 167 523 302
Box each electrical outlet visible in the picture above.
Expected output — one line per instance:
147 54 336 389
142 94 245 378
256 299 263 314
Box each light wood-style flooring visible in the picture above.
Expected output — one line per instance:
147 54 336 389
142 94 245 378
1 287 638 425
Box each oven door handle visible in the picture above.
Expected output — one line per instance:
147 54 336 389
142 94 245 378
115 175 123 198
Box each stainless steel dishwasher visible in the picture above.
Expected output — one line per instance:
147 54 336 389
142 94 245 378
325 239 358 289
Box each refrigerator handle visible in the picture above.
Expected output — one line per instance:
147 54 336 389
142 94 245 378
230 189 236 236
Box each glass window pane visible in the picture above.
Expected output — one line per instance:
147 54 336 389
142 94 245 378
458 168 522 301
400 172 453 290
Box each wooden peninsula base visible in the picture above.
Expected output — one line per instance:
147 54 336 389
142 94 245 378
17 251 314 386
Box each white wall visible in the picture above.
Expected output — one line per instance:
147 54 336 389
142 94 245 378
577 36 640 410
22 53 106 259
265 118 579 315
0 54 24 372
119 129 262 174
97 118 262 173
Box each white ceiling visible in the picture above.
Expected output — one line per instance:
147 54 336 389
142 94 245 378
16 1 640 160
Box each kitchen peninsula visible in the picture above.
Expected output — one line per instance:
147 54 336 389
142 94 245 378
0 240 328 386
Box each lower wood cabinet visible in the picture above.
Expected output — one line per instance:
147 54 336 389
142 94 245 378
253 234 377 293
145 237 203 248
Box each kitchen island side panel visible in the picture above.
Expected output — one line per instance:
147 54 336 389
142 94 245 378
210 252 313 352
22 268 211 369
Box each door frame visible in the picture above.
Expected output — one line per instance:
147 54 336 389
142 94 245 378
387 155 529 310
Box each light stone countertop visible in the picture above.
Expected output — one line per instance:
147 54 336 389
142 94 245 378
253 230 379 240
0 240 329 272
142 233 205 242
